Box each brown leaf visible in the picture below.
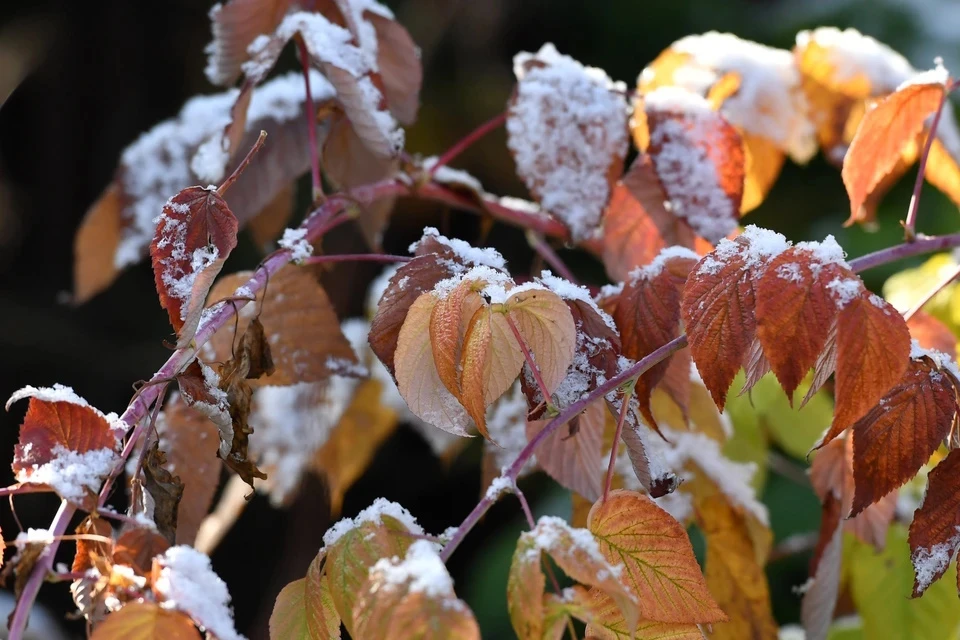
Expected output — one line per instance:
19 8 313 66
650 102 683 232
207 266 357 387
204 0 293 86
526 399 605 501
90 603 200 640
908 448 960 597
842 80 944 222
73 182 123 304
640 88 745 244
217 339 268 489
908 311 958 355
2 538 48 602
824 293 910 445
247 184 294 250
142 443 185 545
72 517 112 574
150 187 238 348
113 526 170 577
507 44 628 240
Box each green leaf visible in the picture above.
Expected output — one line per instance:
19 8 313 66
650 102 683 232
269 552 340 640
847 525 960 640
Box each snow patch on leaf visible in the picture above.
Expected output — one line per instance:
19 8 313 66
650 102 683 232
6 384 91 411
410 227 507 271
370 539 453 597
323 497 423 547
911 527 960 594
795 27 914 93
16 445 119 503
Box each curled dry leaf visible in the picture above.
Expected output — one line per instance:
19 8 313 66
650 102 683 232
206 266 357 387
142 443 185 545
150 187 238 348
353 541 480 640
74 71 325 302
587 490 726 624
908 448 960 597
507 43 628 241
6 385 120 507
637 87 745 244
90 602 200 640
73 517 112 574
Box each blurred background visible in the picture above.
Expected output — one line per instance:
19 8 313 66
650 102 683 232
1 0 958 637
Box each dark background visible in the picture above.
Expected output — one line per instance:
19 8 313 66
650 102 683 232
0 1 958 638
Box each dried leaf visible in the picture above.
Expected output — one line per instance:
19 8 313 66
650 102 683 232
90 602 200 640
588 490 726 624
113 526 170 577
142 443 185 545
72 517 112 574
908 448 960 597
204 0 293 86
150 187 238 348
526 399 605 502
507 44 628 240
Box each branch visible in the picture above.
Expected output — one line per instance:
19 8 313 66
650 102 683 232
440 335 689 562
902 261 960 321
297 37 323 200
301 253 411 265
526 231 577 283
428 112 507 177
848 232 960 273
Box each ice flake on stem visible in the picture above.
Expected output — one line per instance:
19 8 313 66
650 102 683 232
278 227 314 263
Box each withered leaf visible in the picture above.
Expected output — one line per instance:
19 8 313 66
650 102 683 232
142 443 185 545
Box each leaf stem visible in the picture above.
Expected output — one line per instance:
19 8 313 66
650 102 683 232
903 85 949 240
603 385 634 503
505 313 553 411
0 484 53 498
848 232 960 273
902 262 960 321
428 112 507 177
526 230 577 283
218 129 267 196
301 253 412 265
440 335 688 563
297 37 323 201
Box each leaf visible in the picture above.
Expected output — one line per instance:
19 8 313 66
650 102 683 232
604 246 699 429
851 359 958 516
366 10 422 125
269 551 341 640
312 378 399 514
640 88 745 244
73 517 112 574
800 493 844 640
207 266 358 387
90 603 200 640
908 448 960 597
508 516 639 639
755 243 853 398
581 588 705 640
681 227 789 408
824 293 911 445
506 287 577 395
908 311 958 355
74 183 124 303
430 278 485 398
842 80 945 221
142 443 185 545
526 399 605 501
150 187 238 348
113 526 170 576
155 394 222 546
204 0 293 86
6 385 119 506
395 292 473 436
325 510 418 634
852 524 960 638
695 496 777 640
352 540 480 640
507 44 628 240
588 489 726 624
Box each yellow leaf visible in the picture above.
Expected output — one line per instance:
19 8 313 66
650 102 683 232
91 603 200 640
505 287 577 395
581 589 704 639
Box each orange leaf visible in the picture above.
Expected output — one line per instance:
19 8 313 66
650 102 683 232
113 527 170 577
150 187 238 348
588 490 726 624
755 241 853 398
505 287 577 395
908 448 960 597
73 182 123 304
90 603 200 640
851 358 958 516
430 278 484 399
507 44 628 240
526 399 606 502
207 266 358 388
581 588 703 640
825 293 910 445
6 385 119 506
642 87 745 244
842 80 945 221
72 517 112 574
908 311 958 355
681 227 790 408
696 496 777 640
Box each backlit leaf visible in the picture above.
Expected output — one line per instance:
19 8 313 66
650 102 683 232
588 490 726 624
90 603 199 640
204 0 292 86
526 399 605 501
505 287 577 396
908 448 960 597
581 589 703 639
269 551 340 640
907 311 958 356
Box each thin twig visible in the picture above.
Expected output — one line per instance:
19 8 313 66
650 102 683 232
903 83 951 240
902 262 960 321
218 130 267 196
428 112 507 177
847 232 960 273
603 385 634 502
527 231 577 283
505 314 553 410
0 484 53 498
297 37 323 201
301 253 411 265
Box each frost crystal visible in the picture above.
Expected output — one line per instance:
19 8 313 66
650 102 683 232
508 43 628 240
278 227 313 263
825 277 862 308
422 156 484 193
911 529 960 594
628 246 701 282
154 546 244 640
323 498 424 548
371 540 453 597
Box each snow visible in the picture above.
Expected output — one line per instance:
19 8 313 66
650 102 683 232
154 546 244 640
422 156 484 193
537 270 618 332
507 43 629 241
17 445 119 503
496 196 543 215
628 246 701 282
411 227 507 271
796 27 914 93
370 540 454 597
14 528 54 547
278 227 313 263
6 384 91 411
795 235 849 268
898 59 950 90
910 340 960 382
323 497 424 547
486 384 537 476
911 528 960 593
825 277 863 308
485 474 515 500
648 32 816 163
696 225 790 276
531 516 625 582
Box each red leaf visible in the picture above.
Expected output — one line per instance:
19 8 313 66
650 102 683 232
204 0 294 86
150 187 238 348
643 87 745 244
842 80 945 222
908 448 960 597
824 293 911 445
908 311 958 355
851 359 958 516
681 227 790 408
755 241 853 399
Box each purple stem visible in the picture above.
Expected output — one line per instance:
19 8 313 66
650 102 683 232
302 253 412 265
527 231 578 283
903 83 950 239
848 232 960 273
